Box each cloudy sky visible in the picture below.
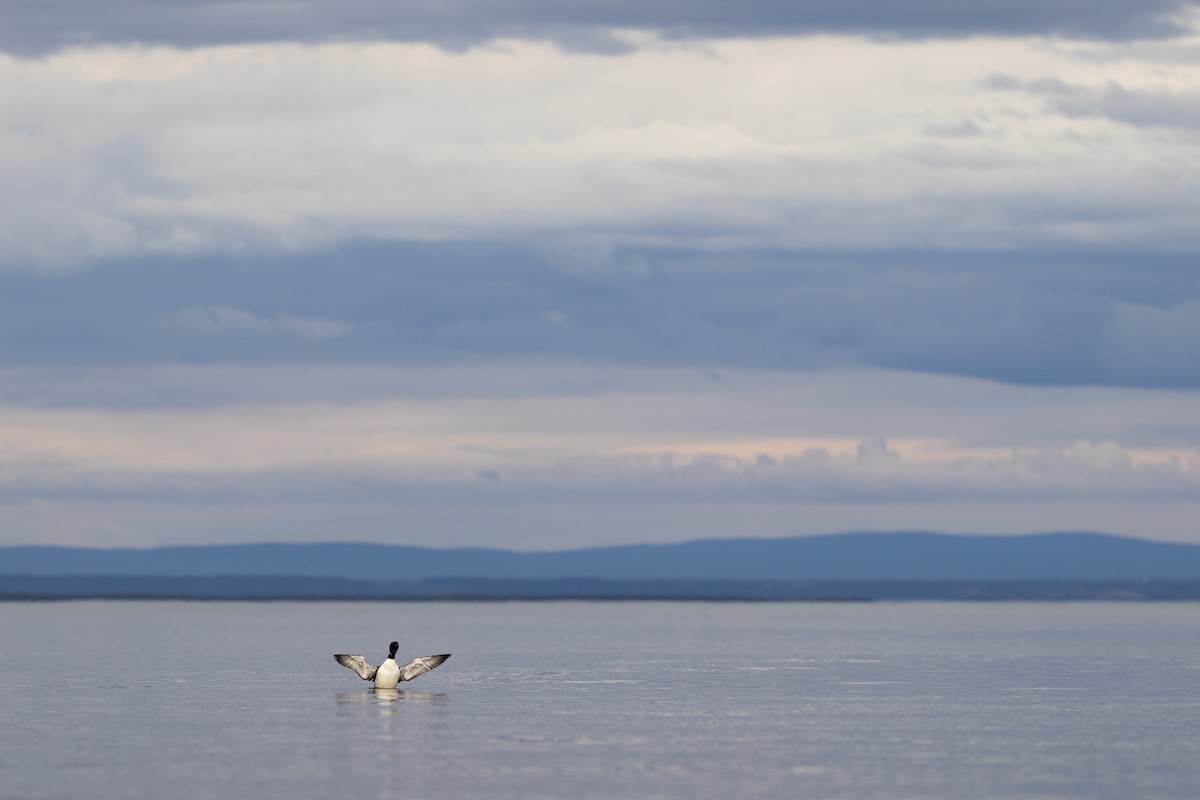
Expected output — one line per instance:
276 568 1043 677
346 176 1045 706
1 1 1198 549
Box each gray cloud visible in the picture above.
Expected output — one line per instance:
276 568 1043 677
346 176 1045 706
1055 85 1200 130
0 241 1197 391
2 0 1197 55
987 75 1200 130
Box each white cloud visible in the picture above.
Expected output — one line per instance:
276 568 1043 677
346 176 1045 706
2 30 1200 268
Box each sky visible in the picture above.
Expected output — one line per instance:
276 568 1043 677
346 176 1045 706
1 1 1198 550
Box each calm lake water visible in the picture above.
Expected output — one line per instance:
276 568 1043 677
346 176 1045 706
1 601 1198 799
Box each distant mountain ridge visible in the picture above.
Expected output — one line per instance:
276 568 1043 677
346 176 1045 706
4 532 1200 581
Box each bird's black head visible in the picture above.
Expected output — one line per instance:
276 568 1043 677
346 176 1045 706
388 641 399 658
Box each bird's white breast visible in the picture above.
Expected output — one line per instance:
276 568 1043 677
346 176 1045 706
374 658 401 689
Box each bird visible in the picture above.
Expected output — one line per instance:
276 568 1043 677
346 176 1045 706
334 641 451 689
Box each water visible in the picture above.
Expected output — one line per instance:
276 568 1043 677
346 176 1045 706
1 601 1197 799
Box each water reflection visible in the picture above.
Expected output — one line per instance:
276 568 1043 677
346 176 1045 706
336 688 448 717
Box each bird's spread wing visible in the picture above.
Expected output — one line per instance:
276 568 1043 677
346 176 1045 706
334 653 378 681
399 654 451 681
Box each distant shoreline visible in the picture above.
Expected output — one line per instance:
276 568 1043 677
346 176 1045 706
3 575 1198 602
0 596 873 604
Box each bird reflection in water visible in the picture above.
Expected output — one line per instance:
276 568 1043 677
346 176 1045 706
336 687 448 717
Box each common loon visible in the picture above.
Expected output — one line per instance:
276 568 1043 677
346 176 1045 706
335 641 451 689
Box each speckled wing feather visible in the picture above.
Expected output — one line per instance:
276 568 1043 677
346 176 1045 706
335 653 378 681
399 654 451 681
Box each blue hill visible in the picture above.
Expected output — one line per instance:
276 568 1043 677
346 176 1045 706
3 531 1200 581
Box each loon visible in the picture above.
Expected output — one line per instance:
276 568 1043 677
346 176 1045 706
335 642 451 689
